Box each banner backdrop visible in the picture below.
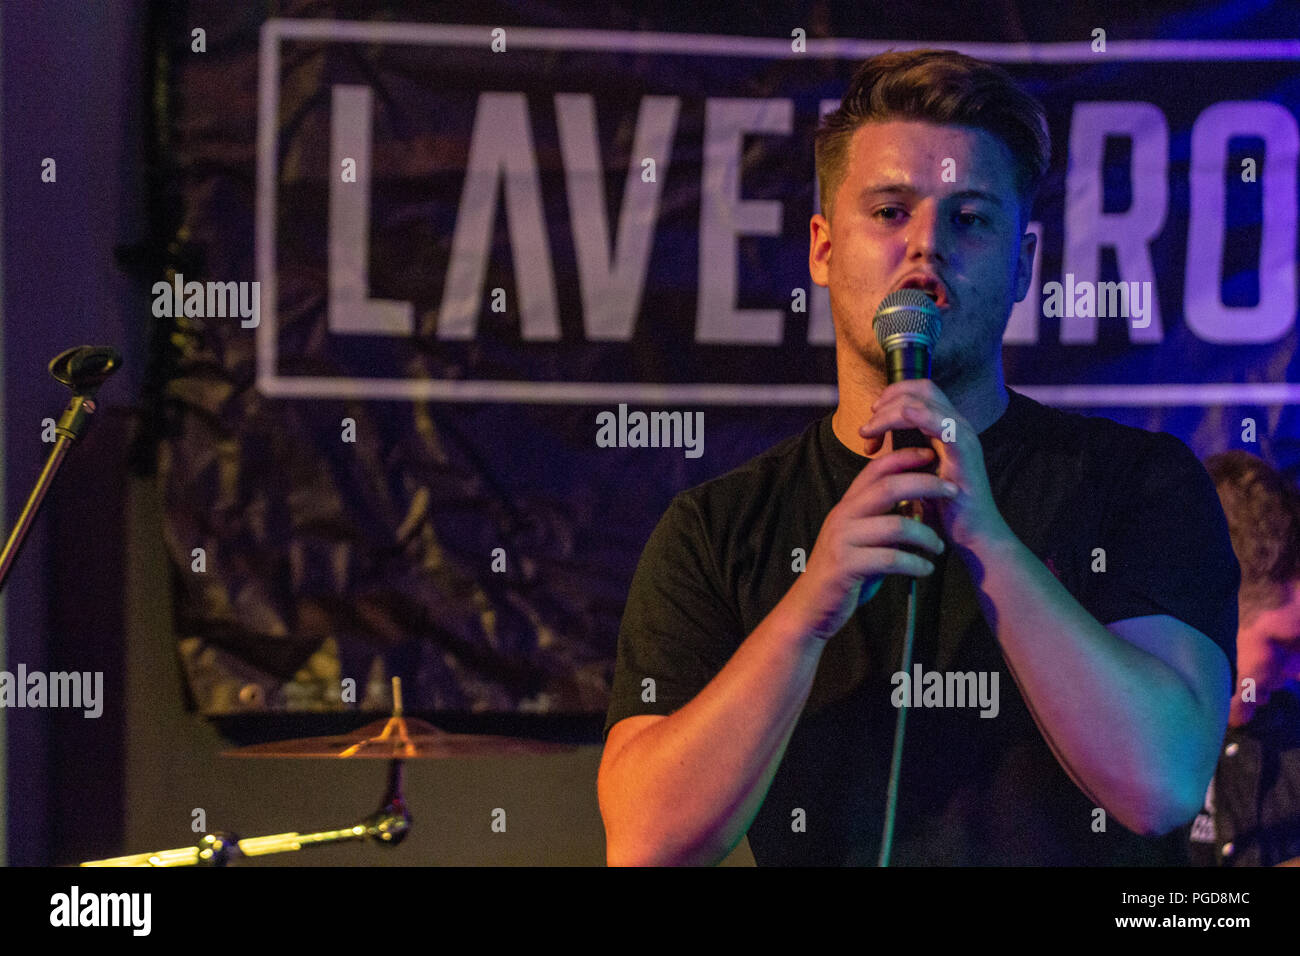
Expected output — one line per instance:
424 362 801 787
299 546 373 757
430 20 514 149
158 2 1300 716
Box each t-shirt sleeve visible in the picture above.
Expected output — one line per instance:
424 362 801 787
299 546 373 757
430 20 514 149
603 492 744 741
1085 432 1240 682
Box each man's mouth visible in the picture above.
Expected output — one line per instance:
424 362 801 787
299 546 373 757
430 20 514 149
897 274 949 308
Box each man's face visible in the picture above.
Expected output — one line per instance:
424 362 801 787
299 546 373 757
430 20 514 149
1243 579 1300 652
1239 579 1300 697
809 120 1036 387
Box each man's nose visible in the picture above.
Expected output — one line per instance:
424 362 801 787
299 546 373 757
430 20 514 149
905 204 947 262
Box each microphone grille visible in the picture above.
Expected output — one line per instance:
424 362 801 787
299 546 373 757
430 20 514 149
873 289 942 351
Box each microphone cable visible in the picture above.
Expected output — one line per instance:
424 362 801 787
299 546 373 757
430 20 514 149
877 575 919 867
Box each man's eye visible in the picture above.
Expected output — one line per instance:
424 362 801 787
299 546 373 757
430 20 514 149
873 207 905 221
956 212 986 226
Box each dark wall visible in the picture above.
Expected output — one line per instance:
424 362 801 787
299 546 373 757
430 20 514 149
2 0 147 865
0 0 750 867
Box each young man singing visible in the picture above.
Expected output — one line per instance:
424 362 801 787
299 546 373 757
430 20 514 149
598 50 1239 866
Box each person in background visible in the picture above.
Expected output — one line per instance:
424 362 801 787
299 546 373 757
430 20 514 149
1191 450 1300 866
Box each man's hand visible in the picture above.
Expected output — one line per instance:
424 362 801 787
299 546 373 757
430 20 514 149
858 380 1010 551
787 445 957 641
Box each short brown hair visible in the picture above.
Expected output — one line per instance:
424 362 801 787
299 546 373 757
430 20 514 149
814 49 1050 227
1207 450 1300 619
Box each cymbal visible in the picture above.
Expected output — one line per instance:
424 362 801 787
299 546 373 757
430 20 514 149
223 716 574 759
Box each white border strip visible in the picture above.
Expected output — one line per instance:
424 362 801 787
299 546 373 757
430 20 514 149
266 21 1300 61
256 21 280 392
257 376 1300 407
261 375 838 404
256 21 1300 407
1017 383 1300 407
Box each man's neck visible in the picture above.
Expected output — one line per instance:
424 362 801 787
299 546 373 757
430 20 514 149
831 362 1010 459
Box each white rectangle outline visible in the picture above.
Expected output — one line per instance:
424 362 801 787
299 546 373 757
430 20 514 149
256 21 1300 406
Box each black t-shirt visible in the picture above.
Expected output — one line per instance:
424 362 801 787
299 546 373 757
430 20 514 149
1189 684 1300 867
604 388 1240 865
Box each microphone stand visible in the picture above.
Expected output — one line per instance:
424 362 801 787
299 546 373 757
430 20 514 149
79 758 412 866
0 346 122 592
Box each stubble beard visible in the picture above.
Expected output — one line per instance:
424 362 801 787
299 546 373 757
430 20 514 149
840 316 990 393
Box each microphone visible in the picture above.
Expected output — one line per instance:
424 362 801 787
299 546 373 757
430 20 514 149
872 289 942 450
873 289 942 519
49 346 123 396
870 292 943 871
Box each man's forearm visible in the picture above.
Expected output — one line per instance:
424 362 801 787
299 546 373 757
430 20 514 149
960 522 1211 835
599 592 825 866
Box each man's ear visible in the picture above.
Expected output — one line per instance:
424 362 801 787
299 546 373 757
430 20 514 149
1013 227 1037 303
809 213 832 288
